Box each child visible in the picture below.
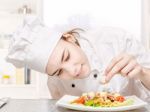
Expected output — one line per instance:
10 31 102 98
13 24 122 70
6 17 150 102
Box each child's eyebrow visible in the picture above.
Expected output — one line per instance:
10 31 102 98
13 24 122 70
51 49 65 76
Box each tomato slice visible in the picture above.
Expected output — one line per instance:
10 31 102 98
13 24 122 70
74 97 85 104
115 96 125 102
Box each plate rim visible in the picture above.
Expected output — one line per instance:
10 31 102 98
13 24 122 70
56 95 148 111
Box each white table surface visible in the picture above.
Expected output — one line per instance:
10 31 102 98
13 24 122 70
0 99 149 112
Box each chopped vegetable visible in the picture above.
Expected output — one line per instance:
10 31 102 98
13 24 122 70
115 96 125 102
71 96 85 104
70 92 134 107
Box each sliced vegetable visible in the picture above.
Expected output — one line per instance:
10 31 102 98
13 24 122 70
115 96 125 102
72 96 85 104
70 92 133 107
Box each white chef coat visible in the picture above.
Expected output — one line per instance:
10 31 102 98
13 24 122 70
47 27 150 103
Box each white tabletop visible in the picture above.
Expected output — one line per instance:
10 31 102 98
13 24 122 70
0 99 149 112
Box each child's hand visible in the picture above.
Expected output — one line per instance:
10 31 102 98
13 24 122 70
105 53 143 82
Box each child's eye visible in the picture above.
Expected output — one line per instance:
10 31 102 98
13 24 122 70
57 69 63 76
65 50 70 61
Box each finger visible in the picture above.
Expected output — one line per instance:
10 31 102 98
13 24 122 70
127 65 142 79
105 57 130 82
105 54 133 77
99 75 107 84
105 54 123 74
120 60 137 77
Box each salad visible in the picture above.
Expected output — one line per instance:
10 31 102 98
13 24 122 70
70 92 134 107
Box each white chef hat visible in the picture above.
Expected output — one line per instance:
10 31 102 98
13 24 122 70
6 17 63 73
6 14 94 73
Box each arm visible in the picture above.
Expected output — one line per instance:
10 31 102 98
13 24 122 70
101 28 150 90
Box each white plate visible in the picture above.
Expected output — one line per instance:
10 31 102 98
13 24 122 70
56 95 148 111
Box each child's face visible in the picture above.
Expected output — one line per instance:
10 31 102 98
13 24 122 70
46 38 91 80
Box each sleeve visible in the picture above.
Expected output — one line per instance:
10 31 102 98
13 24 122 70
133 80 150 102
47 76 66 99
120 31 150 69
86 26 150 68
95 27 150 68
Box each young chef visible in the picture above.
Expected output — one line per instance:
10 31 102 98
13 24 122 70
6 17 150 102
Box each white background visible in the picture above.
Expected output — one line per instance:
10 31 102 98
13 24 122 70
44 0 141 41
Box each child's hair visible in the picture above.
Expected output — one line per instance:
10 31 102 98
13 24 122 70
61 28 84 46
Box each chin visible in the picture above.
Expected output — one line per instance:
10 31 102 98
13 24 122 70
83 73 90 78
80 69 91 79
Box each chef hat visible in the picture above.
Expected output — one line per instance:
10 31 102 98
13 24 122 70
6 14 94 73
6 17 63 73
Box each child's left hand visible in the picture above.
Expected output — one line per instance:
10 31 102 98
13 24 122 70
105 53 143 82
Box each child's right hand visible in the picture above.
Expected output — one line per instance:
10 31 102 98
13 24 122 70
104 53 143 83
